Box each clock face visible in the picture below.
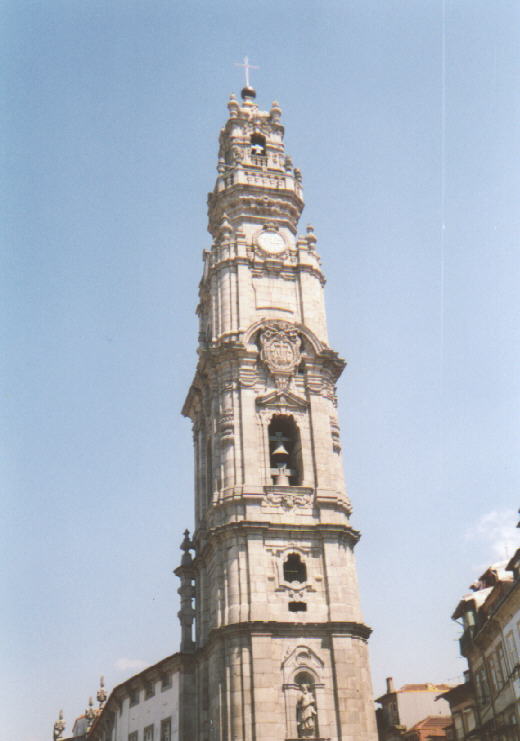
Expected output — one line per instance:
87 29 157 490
257 231 285 255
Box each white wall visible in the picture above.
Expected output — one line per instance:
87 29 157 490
112 672 180 741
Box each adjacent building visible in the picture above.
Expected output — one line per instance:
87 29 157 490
440 675 478 741
375 677 452 741
448 548 520 741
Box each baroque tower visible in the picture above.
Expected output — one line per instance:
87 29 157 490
178 84 378 741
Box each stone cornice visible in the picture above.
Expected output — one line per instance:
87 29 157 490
193 520 361 560
198 620 373 655
200 253 325 287
208 184 304 236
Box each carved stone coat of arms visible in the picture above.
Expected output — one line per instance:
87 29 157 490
259 322 302 378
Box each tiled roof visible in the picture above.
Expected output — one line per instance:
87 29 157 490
409 716 452 731
399 683 453 693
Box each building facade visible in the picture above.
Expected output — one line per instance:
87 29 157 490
375 678 452 741
450 550 520 741
55 85 378 741
440 676 478 741
83 656 189 741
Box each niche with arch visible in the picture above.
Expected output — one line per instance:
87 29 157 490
282 646 325 740
295 671 319 738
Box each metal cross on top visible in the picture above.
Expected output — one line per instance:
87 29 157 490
234 56 259 88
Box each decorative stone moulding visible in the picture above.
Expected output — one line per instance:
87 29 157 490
218 412 234 443
282 644 324 682
263 486 313 510
330 418 341 453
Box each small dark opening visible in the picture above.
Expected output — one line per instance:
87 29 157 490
288 601 307 612
284 553 307 583
251 133 266 156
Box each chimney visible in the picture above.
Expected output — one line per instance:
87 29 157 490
386 677 395 694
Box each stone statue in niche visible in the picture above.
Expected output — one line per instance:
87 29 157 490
297 683 318 738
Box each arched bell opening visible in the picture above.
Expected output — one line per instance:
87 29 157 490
268 415 302 486
250 133 266 156
284 553 307 583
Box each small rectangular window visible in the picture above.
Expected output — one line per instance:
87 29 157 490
161 673 172 691
144 680 155 699
129 733 138 741
454 712 464 740
487 655 499 693
463 708 476 732
506 631 518 668
496 645 506 686
288 601 307 612
475 668 490 706
144 725 154 741
129 689 139 707
160 718 171 741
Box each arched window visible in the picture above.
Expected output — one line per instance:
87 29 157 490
268 415 302 485
250 133 266 156
284 553 307 583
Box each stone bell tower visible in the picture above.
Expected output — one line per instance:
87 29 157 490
179 83 378 741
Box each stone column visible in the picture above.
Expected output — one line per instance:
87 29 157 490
175 531 195 652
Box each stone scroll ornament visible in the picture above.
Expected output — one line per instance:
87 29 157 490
259 321 302 390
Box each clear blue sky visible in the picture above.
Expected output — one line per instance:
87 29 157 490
2 2 519 739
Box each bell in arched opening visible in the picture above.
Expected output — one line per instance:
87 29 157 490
268 415 302 486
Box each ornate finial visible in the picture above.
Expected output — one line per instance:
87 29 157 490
85 696 96 731
180 529 194 566
181 529 191 550
227 93 240 118
270 100 282 123
96 675 107 709
306 224 317 248
241 86 256 102
294 167 302 183
53 710 66 741
284 155 293 172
